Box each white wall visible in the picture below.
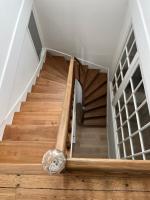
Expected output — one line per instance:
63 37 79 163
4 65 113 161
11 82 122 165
0 0 22 78
34 0 128 68
0 0 44 139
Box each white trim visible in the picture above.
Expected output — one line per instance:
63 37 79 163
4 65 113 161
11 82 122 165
0 48 46 140
47 48 108 72
109 82 118 158
106 69 110 158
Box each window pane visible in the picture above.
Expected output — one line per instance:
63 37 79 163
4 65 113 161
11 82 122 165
132 133 142 154
116 115 121 128
129 114 138 133
127 157 133 160
119 143 124 158
113 85 116 96
122 61 128 77
138 103 150 127
117 129 122 143
132 66 142 89
121 50 127 66
129 42 137 63
145 153 150 160
119 94 125 109
112 77 115 87
115 103 119 116
121 108 127 123
116 65 120 78
127 31 135 52
135 83 146 107
127 96 135 116
134 154 143 160
142 126 150 151
123 122 129 139
125 139 131 156
125 82 132 100
117 75 122 88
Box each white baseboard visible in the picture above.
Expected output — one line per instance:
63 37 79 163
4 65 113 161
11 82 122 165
47 48 108 73
0 48 46 140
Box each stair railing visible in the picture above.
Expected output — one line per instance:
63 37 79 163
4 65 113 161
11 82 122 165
42 57 75 174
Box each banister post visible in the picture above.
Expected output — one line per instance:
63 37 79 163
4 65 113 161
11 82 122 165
42 149 66 174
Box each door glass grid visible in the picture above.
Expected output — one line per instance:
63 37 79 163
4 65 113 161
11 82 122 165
112 28 137 96
114 65 150 160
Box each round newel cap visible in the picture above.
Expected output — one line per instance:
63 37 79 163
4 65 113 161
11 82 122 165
42 149 66 174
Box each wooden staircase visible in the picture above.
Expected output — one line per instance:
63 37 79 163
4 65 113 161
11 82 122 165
0 54 150 199
73 59 108 158
1 54 68 164
75 61 107 127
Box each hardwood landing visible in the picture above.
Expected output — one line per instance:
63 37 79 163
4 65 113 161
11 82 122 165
73 126 108 158
1 172 150 199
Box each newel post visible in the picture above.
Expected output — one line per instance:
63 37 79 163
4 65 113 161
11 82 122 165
42 149 66 174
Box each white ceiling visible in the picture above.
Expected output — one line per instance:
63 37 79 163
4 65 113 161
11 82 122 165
35 0 128 68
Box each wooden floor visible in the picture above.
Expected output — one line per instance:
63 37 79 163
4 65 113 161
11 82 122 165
73 126 108 158
1 171 150 199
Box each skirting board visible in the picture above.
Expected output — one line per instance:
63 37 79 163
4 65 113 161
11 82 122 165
47 48 108 73
0 48 46 140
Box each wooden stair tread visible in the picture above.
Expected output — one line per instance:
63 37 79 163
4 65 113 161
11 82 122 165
83 117 106 126
85 73 107 98
20 102 62 112
73 145 108 155
40 71 66 83
78 136 107 143
36 77 66 85
13 118 59 125
0 141 55 163
27 93 64 102
84 69 99 90
43 64 66 80
84 107 106 119
46 55 67 76
84 96 107 111
32 85 65 93
53 56 68 75
85 83 107 105
12 112 60 125
3 125 58 141
36 79 66 87
73 152 108 158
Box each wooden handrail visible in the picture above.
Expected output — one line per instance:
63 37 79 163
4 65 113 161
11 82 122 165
56 57 75 152
66 158 150 174
42 57 75 174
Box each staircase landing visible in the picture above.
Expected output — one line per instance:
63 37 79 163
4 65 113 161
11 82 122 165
1 171 150 199
73 127 108 158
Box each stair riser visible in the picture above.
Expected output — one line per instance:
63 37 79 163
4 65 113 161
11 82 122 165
84 96 107 111
4 126 58 141
84 107 106 119
84 84 107 105
0 142 55 163
84 81 107 99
